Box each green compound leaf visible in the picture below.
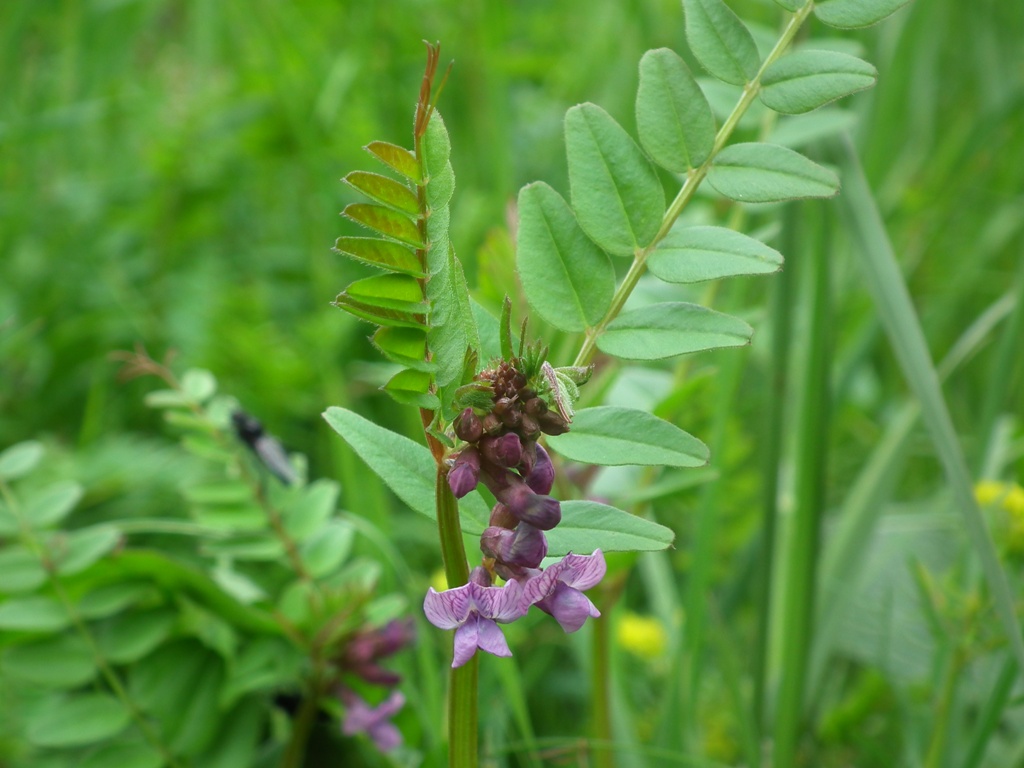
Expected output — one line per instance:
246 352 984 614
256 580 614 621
322 407 490 533
426 160 455 210
517 182 615 332
366 140 421 182
95 608 179 664
636 48 716 171
429 245 480 391
344 170 419 215
26 693 130 747
547 406 709 467
548 500 675 556
371 327 434 372
814 0 912 28
0 440 44 481
343 203 423 248
2 634 96 687
300 520 355 578
422 109 452 180
79 742 162 768
283 479 340 541
334 293 427 330
0 545 46 593
78 582 153 620
342 273 428 313
648 225 783 283
382 368 440 410
333 237 425 277
0 596 70 631
598 302 752 360
760 50 877 114
23 480 84 527
181 368 216 402
708 142 839 202
52 525 121 576
566 103 665 257
683 0 761 86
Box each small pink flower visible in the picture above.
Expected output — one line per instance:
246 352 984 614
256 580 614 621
523 550 606 633
423 579 527 667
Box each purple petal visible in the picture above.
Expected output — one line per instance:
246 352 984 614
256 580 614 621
368 720 403 752
471 579 526 623
525 445 555 495
541 550 606 591
537 583 601 633
475 615 513 658
342 690 405 742
423 584 473 629
448 448 481 498
450 614 514 666
499 483 561 530
504 523 547 568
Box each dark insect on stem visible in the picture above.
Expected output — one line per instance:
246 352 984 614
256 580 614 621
231 410 298 486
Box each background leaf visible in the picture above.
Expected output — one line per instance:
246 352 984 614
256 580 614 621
322 406 490 532
683 0 761 85
814 0 912 28
760 50 877 114
708 142 840 202
516 182 615 331
547 500 675 555
565 103 665 256
647 225 783 283
597 302 753 360
636 48 716 171
26 693 130 747
547 407 709 467
0 441 44 481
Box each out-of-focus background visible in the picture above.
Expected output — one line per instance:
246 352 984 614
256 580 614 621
3 0 1024 765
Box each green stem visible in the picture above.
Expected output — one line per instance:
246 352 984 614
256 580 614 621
773 208 830 768
572 2 814 368
752 204 799 744
924 649 964 768
435 469 477 767
281 676 323 768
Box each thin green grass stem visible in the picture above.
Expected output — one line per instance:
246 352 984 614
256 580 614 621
752 204 798 747
591 615 615 768
773 209 830 768
832 136 1024 674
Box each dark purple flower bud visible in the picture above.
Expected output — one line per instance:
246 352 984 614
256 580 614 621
481 523 546 568
494 562 540 585
480 433 523 469
454 408 483 443
341 688 405 752
489 502 518 529
448 448 480 498
480 526 515 561
520 413 541 440
519 442 537 476
525 445 555 495
493 397 522 428
481 412 503 435
498 481 561 531
539 411 570 436
504 523 547 568
524 397 548 417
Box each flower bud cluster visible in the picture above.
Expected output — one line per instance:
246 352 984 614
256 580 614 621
447 360 569 579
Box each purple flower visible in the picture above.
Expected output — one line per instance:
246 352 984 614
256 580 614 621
523 550 606 633
341 689 405 752
423 579 527 667
448 447 481 498
480 432 523 469
498 482 561 530
340 618 415 686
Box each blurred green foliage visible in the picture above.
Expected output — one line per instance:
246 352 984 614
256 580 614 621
3 0 1024 765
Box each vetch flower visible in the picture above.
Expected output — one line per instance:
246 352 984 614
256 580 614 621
523 550 606 633
341 688 405 752
340 619 415 686
423 576 527 667
480 522 548 568
448 447 481 498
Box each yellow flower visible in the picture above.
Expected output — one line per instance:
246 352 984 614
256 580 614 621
975 480 1024 554
616 612 667 660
